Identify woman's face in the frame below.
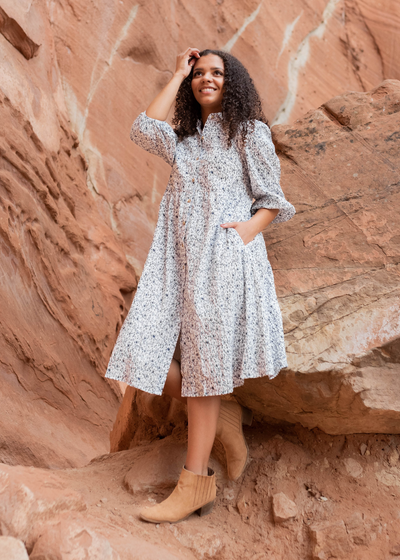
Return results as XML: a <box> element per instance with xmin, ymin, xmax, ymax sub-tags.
<box><xmin>191</xmin><ymin>54</ymin><xmax>225</xmax><ymax>110</ymax></box>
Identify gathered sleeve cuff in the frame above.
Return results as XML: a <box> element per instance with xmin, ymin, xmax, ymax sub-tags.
<box><xmin>129</xmin><ymin>111</ymin><xmax>178</xmax><ymax>167</ymax></box>
<box><xmin>244</xmin><ymin>120</ymin><xmax>296</xmax><ymax>224</ymax></box>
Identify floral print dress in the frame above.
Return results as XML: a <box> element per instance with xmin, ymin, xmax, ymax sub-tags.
<box><xmin>105</xmin><ymin>111</ymin><xmax>296</xmax><ymax>397</ymax></box>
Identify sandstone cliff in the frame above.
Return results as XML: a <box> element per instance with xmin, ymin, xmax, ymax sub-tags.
<box><xmin>1</xmin><ymin>0</ymin><xmax>400</xmax><ymax>467</ymax></box>
<box><xmin>1</xmin><ymin>1</ymin><xmax>400</xmax><ymax>558</ymax></box>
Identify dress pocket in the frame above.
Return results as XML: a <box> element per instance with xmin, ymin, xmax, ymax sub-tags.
<box><xmin>230</xmin><ymin>227</ymin><xmax>257</xmax><ymax>248</ymax></box>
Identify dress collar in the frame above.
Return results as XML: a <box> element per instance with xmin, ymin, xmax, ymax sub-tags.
<box><xmin>196</xmin><ymin>112</ymin><xmax>223</xmax><ymax>134</ymax></box>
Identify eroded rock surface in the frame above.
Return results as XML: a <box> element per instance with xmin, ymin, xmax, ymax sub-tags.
<box><xmin>1</xmin><ymin>0</ymin><xmax>399</xmax><ymax>468</ymax></box>
<box><xmin>0</xmin><ymin>92</ymin><xmax>135</xmax><ymax>467</ymax></box>
<box><xmin>234</xmin><ymin>79</ymin><xmax>400</xmax><ymax>434</ymax></box>
<box><xmin>2</xmin><ymin>0</ymin><xmax>400</xmax><ymax>276</ymax></box>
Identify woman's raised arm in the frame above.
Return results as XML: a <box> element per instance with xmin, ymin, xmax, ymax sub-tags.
<box><xmin>146</xmin><ymin>47</ymin><xmax>200</xmax><ymax>121</ymax></box>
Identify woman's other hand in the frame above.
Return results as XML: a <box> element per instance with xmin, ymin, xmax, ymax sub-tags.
<box><xmin>175</xmin><ymin>47</ymin><xmax>200</xmax><ymax>79</ymax></box>
<box><xmin>220</xmin><ymin>221</ymin><xmax>257</xmax><ymax>245</ymax></box>
<box><xmin>221</xmin><ymin>209</ymin><xmax>279</xmax><ymax>245</ymax></box>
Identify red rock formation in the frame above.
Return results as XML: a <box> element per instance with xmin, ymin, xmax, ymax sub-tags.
<box><xmin>43</xmin><ymin>0</ymin><xmax>400</xmax><ymax>272</ymax></box>
<box><xmin>0</xmin><ymin>7</ymin><xmax>39</xmax><ymax>59</ymax></box>
<box><xmin>1</xmin><ymin>0</ymin><xmax>399</xmax><ymax>466</ymax></box>
<box><xmin>236</xmin><ymin>79</ymin><xmax>400</xmax><ymax>434</ymax></box>
<box><xmin>0</xmin><ymin>90</ymin><xmax>136</xmax><ymax>468</ymax></box>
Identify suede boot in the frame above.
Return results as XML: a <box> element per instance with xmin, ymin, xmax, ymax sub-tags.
<box><xmin>215</xmin><ymin>400</ymin><xmax>253</xmax><ymax>481</ymax></box>
<box><xmin>140</xmin><ymin>466</ymin><xmax>216</xmax><ymax>524</ymax></box>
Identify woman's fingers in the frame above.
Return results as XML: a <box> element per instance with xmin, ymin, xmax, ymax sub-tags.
<box><xmin>176</xmin><ymin>48</ymin><xmax>200</xmax><ymax>77</ymax></box>
<box><xmin>220</xmin><ymin>222</ymin><xmax>238</xmax><ymax>228</ymax></box>
<box><xmin>185</xmin><ymin>47</ymin><xmax>200</xmax><ymax>55</ymax></box>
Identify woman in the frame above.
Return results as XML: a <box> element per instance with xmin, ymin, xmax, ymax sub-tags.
<box><xmin>105</xmin><ymin>47</ymin><xmax>295</xmax><ymax>523</ymax></box>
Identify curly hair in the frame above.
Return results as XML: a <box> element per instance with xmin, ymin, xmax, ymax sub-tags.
<box><xmin>171</xmin><ymin>49</ymin><xmax>269</xmax><ymax>147</ymax></box>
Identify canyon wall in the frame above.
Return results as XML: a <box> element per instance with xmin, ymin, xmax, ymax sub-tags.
<box><xmin>0</xmin><ymin>0</ymin><xmax>399</xmax><ymax>466</ymax></box>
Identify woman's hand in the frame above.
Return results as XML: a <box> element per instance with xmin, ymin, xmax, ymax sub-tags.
<box><xmin>175</xmin><ymin>47</ymin><xmax>200</xmax><ymax>79</ymax></box>
<box><xmin>220</xmin><ymin>220</ymin><xmax>258</xmax><ymax>245</ymax></box>
<box><xmin>220</xmin><ymin>209</ymin><xmax>280</xmax><ymax>245</ymax></box>
<box><xmin>146</xmin><ymin>48</ymin><xmax>200</xmax><ymax>121</ymax></box>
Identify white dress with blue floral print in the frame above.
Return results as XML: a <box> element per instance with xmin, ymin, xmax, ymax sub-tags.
<box><xmin>105</xmin><ymin>111</ymin><xmax>296</xmax><ymax>397</ymax></box>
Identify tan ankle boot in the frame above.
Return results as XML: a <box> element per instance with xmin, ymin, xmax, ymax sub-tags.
<box><xmin>139</xmin><ymin>466</ymin><xmax>216</xmax><ymax>524</ymax></box>
<box><xmin>215</xmin><ymin>400</ymin><xmax>253</xmax><ymax>481</ymax></box>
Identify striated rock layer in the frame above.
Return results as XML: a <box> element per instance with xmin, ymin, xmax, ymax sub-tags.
<box><xmin>0</xmin><ymin>94</ymin><xmax>136</xmax><ymax>467</ymax></box>
<box><xmin>1</xmin><ymin>0</ymin><xmax>400</xmax><ymax>465</ymax></box>
<box><xmin>235</xmin><ymin>79</ymin><xmax>400</xmax><ymax>434</ymax></box>
<box><xmin>3</xmin><ymin>0</ymin><xmax>400</xmax><ymax>276</ymax></box>
<box><xmin>113</xmin><ymin>80</ymin><xmax>400</xmax><ymax>449</ymax></box>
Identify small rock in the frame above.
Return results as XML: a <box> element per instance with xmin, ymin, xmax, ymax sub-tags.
<box><xmin>375</xmin><ymin>468</ymin><xmax>400</xmax><ymax>488</ymax></box>
<box><xmin>272</xmin><ymin>492</ymin><xmax>298</xmax><ymax>523</ymax></box>
<box><xmin>0</xmin><ymin>537</ymin><xmax>29</xmax><ymax>560</ymax></box>
<box><xmin>390</xmin><ymin>543</ymin><xmax>400</xmax><ymax>555</ymax></box>
<box><xmin>360</xmin><ymin>443</ymin><xmax>367</xmax><ymax>456</ymax></box>
<box><xmin>236</xmin><ymin>488</ymin><xmax>252</xmax><ymax>516</ymax></box>
<box><xmin>30</xmin><ymin>517</ymin><xmax>120</xmax><ymax>560</ymax></box>
<box><xmin>345</xmin><ymin>512</ymin><xmax>369</xmax><ymax>546</ymax></box>
<box><xmin>310</xmin><ymin>520</ymin><xmax>353</xmax><ymax>559</ymax></box>
<box><xmin>388</xmin><ymin>449</ymin><xmax>399</xmax><ymax>467</ymax></box>
<box><xmin>100</xmin><ymin>498</ymin><xmax>108</xmax><ymax>504</ymax></box>
<box><xmin>0</xmin><ymin>465</ymin><xmax>85</xmax><ymax>544</ymax></box>
<box><xmin>305</xmin><ymin>482</ymin><xmax>323</xmax><ymax>499</ymax></box>
<box><xmin>343</xmin><ymin>458</ymin><xmax>364</xmax><ymax>479</ymax></box>
<box><xmin>223</xmin><ymin>488</ymin><xmax>235</xmax><ymax>501</ymax></box>
<box><xmin>236</xmin><ymin>495</ymin><xmax>248</xmax><ymax>515</ymax></box>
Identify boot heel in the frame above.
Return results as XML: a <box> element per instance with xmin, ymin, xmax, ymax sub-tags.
<box><xmin>242</xmin><ymin>406</ymin><xmax>253</xmax><ymax>426</ymax></box>
<box><xmin>197</xmin><ymin>500</ymin><xmax>215</xmax><ymax>517</ymax></box>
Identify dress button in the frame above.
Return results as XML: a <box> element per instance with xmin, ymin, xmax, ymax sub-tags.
<box><xmin>201</xmin><ymin>136</ymin><xmax>204</xmax><ymax>140</ymax></box>
<box><xmin>187</xmin><ymin>199</ymin><xmax>191</xmax><ymax>203</ymax></box>
<box><xmin>192</xmin><ymin>178</ymin><xmax>195</xmax><ymax>183</ymax></box>
<box><xmin>183</xmin><ymin>221</ymin><xmax>186</xmax><ymax>225</ymax></box>
<box><xmin>181</xmin><ymin>242</ymin><xmax>184</xmax><ymax>247</ymax></box>
<box><xmin>196</xmin><ymin>157</ymin><xmax>199</xmax><ymax>161</ymax></box>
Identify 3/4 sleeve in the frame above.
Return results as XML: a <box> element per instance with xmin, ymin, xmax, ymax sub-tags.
<box><xmin>129</xmin><ymin>111</ymin><xmax>178</xmax><ymax>167</ymax></box>
<box><xmin>243</xmin><ymin>120</ymin><xmax>296</xmax><ymax>224</ymax></box>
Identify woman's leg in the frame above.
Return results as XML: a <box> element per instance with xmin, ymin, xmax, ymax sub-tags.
<box><xmin>163</xmin><ymin>333</ymin><xmax>220</xmax><ymax>475</ymax></box>
<box><xmin>164</xmin><ymin>360</ymin><xmax>220</xmax><ymax>475</ymax></box>
<box><xmin>163</xmin><ymin>358</ymin><xmax>187</xmax><ymax>404</ymax></box>
<box><xmin>186</xmin><ymin>396</ymin><xmax>221</xmax><ymax>475</ymax></box>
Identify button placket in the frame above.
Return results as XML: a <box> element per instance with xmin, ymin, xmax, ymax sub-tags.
<box><xmin>181</xmin><ymin>133</ymin><xmax>204</xmax><ymax>248</ymax></box>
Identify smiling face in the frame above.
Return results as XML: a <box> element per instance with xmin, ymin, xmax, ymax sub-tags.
<box><xmin>191</xmin><ymin>54</ymin><xmax>225</xmax><ymax>112</ymax></box>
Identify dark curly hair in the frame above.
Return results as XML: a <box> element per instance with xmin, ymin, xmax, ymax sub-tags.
<box><xmin>171</xmin><ymin>49</ymin><xmax>268</xmax><ymax>147</ymax></box>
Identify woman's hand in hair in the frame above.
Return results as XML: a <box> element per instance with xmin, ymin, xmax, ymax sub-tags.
<box><xmin>175</xmin><ymin>47</ymin><xmax>200</xmax><ymax>79</ymax></box>
<box><xmin>145</xmin><ymin>48</ymin><xmax>199</xmax><ymax>121</ymax></box>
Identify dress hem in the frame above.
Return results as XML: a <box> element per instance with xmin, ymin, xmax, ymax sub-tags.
<box><xmin>105</xmin><ymin>362</ymin><xmax>288</xmax><ymax>398</ymax></box>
